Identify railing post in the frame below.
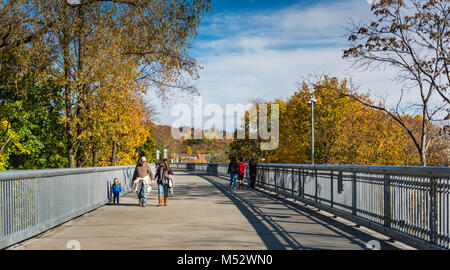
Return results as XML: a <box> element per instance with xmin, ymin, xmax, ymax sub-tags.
<box><xmin>352</xmin><ymin>172</ymin><xmax>357</xmax><ymax>216</ymax></box>
<box><xmin>315</xmin><ymin>169</ymin><xmax>318</xmax><ymax>202</ymax></box>
<box><xmin>338</xmin><ymin>171</ymin><xmax>343</xmax><ymax>193</ymax></box>
<box><xmin>265</xmin><ymin>166</ymin><xmax>268</xmax><ymax>189</ymax></box>
<box><xmin>291</xmin><ymin>167</ymin><xmax>294</xmax><ymax>196</ymax></box>
<box><xmin>384</xmin><ymin>174</ymin><xmax>392</xmax><ymax>227</ymax></box>
<box><xmin>274</xmin><ymin>167</ymin><xmax>278</xmax><ymax>192</ymax></box>
<box><xmin>330</xmin><ymin>171</ymin><xmax>334</xmax><ymax>208</ymax></box>
<box><xmin>429</xmin><ymin>178</ymin><xmax>438</xmax><ymax>245</ymax></box>
<box><xmin>298</xmin><ymin>169</ymin><xmax>301</xmax><ymax>197</ymax></box>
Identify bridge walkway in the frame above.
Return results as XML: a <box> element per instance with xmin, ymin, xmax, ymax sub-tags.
<box><xmin>9</xmin><ymin>172</ymin><xmax>412</xmax><ymax>250</ymax></box>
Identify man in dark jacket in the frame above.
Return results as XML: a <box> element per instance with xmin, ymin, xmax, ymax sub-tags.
<box><xmin>227</xmin><ymin>157</ymin><xmax>239</xmax><ymax>189</ymax></box>
<box><xmin>249</xmin><ymin>157</ymin><xmax>258</xmax><ymax>188</ymax></box>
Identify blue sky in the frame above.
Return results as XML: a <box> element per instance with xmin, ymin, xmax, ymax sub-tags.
<box><xmin>150</xmin><ymin>0</ymin><xmax>408</xmax><ymax>129</ymax></box>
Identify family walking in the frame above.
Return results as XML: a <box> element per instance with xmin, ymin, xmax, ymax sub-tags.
<box><xmin>130</xmin><ymin>156</ymin><xmax>174</xmax><ymax>207</ymax></box>
<box><xmin>227</xmin><ymin>157</ymin><xmax>258</xmax><ymax>190</ymax></box>
<box><xmin>113</xmin><ymin>155</ymin><xmax>254</xmax><ymax>205</ymax></box>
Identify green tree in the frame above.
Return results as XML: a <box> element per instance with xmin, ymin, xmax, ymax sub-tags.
<box><xmin>0</xmin><ymin>51</ymin><xmax>67</xmax><ymax>170</ymax></box>
<box><xmin>136</xmin><ymin>136</ymin><xmax>157</xmax><ymax>163</ymax></box>
<box><xmin>0</xmin><ymin>0</ymin><xmax>212</xmax><ymax>168</ymax></box>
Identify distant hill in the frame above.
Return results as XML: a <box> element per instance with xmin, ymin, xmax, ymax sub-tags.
<box><xmin>150</xmin><ymin>125</ymin><xmax>232</xmax><ymax>161</ymax></box>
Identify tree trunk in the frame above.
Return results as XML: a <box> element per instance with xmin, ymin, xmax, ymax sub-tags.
<box><xmin>92</xmin><ymin>148</ymin><xmax>97</xmax><ymax>167</ymax></box>
<box><xmin>67</xmin><ymin>122</ymin><xmax>75</xmax><ymax>168</ymax></box>
<box><xmin>63</xmin><ymin>27</ymin><xmax>75</xmax><ymax>168</ymax></box>
<box><xmin>91</xmin><ymin>136</ymin><xmax>97</xmax><ymax>167</ymax></box>
<box><xmin>76</xmin><ymin>143</ymin><xmax>85</xmax><ymax>167</ymax></box>
<box><xmin>110</xmin><ymin>140</ymin><xmax>118</xmax><ymax>166</ymax></box>
<box><xmin>75</xmin><ymin>107</ymin><xmax>85</xmax><ymax>167</ymax></box>
<box><xmin>60</xmin><ymin>4</ymin><xmax>76</xmax><ymax>168</ymax></box>
<box><xmin>420</xmin><ymin>135</ymin><xmax>427</xmax><ymax>167</ymax></box>
<box><xmin>75</xmin><ymin>6</ymin><xmax>87</xmax><ymax>169</ymax></box>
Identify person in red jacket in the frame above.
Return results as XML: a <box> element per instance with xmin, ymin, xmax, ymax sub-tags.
<box><xmin>238</xmin><ymin>157</ymin><xmax>246</xmax><ymax>189</ymax></box>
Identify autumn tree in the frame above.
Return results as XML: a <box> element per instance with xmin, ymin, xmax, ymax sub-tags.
<box><xmin>227</xmin><ymin>99</ymin><xmax>282</xmax><ymax>163</ymax></box>
<box><xmin>341</xmin><ymin>0</ymin><xmax>449</xmax><ymax>166</ymax></box>
<box><xmin>0</xmin><ymin>0</ymin><xmax>211</xmax><ymax>168</ymax></box>
<box><xmin>232</xmin><ymin>76</ymin><xmax>448</xmax><ymax>166</ymax></box>
<box><xmin>265</xmin><ymin>78</ymin><xmax>353</xmax><ymax>164</ymax></box>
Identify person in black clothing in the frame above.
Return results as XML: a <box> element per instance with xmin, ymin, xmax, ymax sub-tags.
<box><xmin>249</xmin><ymin>157</ymin><xmax>257</xmax><ymax>188</ymax></box>
<box><xmin>227</xmin><ymin>157</ymin><xmax>240</xmax><ymax>189</ymax></box>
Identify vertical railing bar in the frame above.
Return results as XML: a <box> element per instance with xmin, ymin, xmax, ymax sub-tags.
<box><xmin>291</xmin><ymin>167</ymin><xmax>294</xmax><ymax>196</ymax></box>
<box><xmin>14</xmin><ymin>180</ymin><xmax>17</xmax><ymax>233</ymax></box>
<box><xmin>0</xmin><ymin>181</ymin><xmax>2</xmax><ymax>238</ymax></box>
<box><xmin>6</xmin><ymin>180</ymin><xmax>8</xmax><ymax>236</ymax></box>
<box><xmin>315</xmin><ymin>169</ymin><xmax>318</xmax><ymax>202</ymax></box>
<box><xmin>9</xmin><ymin>180</ymin><xmax>12</xmax><ymax>234</ymax></box>
<box><xmin>384</xmin><ymin>174</ymin><xmax>391</xmax><ymax>227</ymax></box>
<box><xmin>430</xmin><ymin>177</ymin><xmax>438</xmax><ymax>245</ymax></box>
<box><xmin>352</xmin><ymin>172</ymin><xmax>357</xmax><ymax>216</ymax></box>
<box><xmin>274</xmin><ymin>167</ymin><xmax>278</xmax><ymax>193</ymax></box>
<box><xmin>20</xmin><ymin>180</ymin><xmax>23</xmax><ymax>232</ymax></box>
<box><xmin>297</xmin><ymin>169</ymin><xmax>301</xmax><ymax>197</ymax></box>
<box><xmin>330</xmin><ymin>171</ymin><xmax>334</xmax><ymax>208</ymax></box>
<box><xmin>446</xmin><ymin>179</ymin><xmax>449</xmax><ymax>247</ymax></box>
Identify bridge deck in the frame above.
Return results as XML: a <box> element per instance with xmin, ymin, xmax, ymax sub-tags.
<box><xmin>9</xmin><ymin>172</ymin><xmax>412</xmax><ymax>250</ymax></box>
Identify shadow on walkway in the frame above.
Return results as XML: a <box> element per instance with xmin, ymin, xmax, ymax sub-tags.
<box><xmin>196</xmin><ymin>173</ymin><xmax>399</xmax><ymax>250</ymax></box>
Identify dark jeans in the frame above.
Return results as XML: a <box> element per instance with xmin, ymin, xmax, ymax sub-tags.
<box><xmin>113</xmin><ymin>192</ymin><xmax>120</xmax><ymax>204</ymax></box>
<box><xmin>250</xmin><ymin>175</ymin><xmax>256</xmax><ymax>188</ymax></box>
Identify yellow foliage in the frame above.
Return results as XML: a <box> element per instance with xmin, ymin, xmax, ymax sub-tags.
<box><xmin>264</xmin><ymin>76</ymin><xmax>445</xmax><ymax>166</ymax></box>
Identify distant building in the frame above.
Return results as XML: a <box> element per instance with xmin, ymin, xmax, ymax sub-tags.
<box><xmin>171</xmin><ymin>153</ymin><xmax>209</xmax><ymax>163</ymax></box>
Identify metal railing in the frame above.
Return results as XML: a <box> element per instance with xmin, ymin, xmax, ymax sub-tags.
<box><xmin>172</xmin><ymin>163</ymin><xmax>450</xmax><ymax>249</ymax></box>
<box><xmin>0</xmin><ymin>166</ymin><xmax>135</xmax><ymax>249</ymax></box>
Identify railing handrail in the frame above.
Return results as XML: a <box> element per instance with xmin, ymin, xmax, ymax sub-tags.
<box><xmin>259</xmin><ymin>163</ymin><xmax>450</xmax><ymax>177</ymax></box>
<box><xmin>0</xmin><ymin>165</ymin><xmax>136</xmax><ymax>181</ymax></box>
<box><xmin>177</xmin><ymin>162</ymin><xmax>450</xmax><ymax>177</ymax></box>
<box><xmin>2</xmin><ymin>163</ymin><xmax>448</xmax><ymax>180</ymax></box>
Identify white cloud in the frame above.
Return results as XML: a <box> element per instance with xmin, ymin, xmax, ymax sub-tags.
<box><xmin>151</xmin><ymin>0</ymin><xmax>442</xmax><ymax>129</ymax></box>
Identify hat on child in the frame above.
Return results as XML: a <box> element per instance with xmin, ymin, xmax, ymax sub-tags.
<box><xmin>141</xmin><ymin>156</ymin><xmax>147</xmax><ymax>162</ymax></box>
